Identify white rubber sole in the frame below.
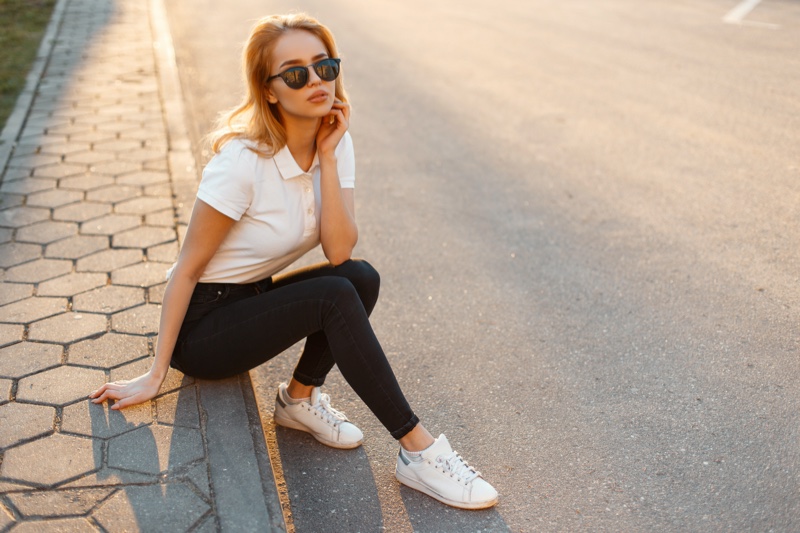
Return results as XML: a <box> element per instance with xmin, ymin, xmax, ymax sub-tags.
<box><xmin>273</xmin><ymin>413</ymin><xmax>363</xmax><ymax>450</ymax></box>
<box><xmin>395</xmin><ymin>469</ymin><xmax>499</xmax><ymax>510</ymax></box>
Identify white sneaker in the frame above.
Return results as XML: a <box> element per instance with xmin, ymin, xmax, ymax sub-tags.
<box><xmin>273</xmin><ymin>382</ymin><xmax>364</xmax><ymax>449</ymax></box>
<box><xmin>396</xmin><ymin>434</ymin><xmax>498</xmax><ymax>509</ymax></box>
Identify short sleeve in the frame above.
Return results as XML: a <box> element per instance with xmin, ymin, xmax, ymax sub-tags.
<box><xmin>196</xmin><ymin>141</ymin><xmax>254</xmax><ymax>220</ymax></box>
<box><xmin>335</xmin><ymin>131</ymin><xmax>355</xmax><ymax>189</ymax></box>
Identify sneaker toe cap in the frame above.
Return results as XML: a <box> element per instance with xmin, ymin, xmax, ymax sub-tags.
<box><xmin>339</xmin><ymin>421</ymin><xmax>364</xmax><ymax>443</ymax></box>
<box><xmin>470</xmin><ymin>478</ymin><xmax>498</xmax><ymax>504</ymax></box>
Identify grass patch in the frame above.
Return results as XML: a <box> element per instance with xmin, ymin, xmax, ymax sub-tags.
<box><xmin>0</xmin><ymin>0</ymin><xmax>57</xmax><ymax>129</ymax></box>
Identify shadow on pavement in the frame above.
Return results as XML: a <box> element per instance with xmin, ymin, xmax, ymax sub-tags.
<box><xmin>275</xmin><ymin>425</ymin><xmax>383</xmax><ymax>532</ymax></box>
<box><xmin>399</xmin><ymin>485</ymin><xmax>510</xmax><ymax>533</ymax></box>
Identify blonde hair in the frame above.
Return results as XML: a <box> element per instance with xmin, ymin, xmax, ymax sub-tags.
<box><xmin>208</xmin><ymin>13</ymin><xmax>348</xmax><ymax>156</ymax></box>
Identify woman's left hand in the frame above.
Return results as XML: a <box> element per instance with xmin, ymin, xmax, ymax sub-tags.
<box><xmin>316</xmin><ymin>99</ymin><xmax>350</xmax><ymax>157</ymax></box>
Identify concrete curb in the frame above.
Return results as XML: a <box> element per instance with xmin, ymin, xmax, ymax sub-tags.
<box><xmin>148</xmin><ymin>0</ymin><xmax>287</xmax><ymax>530</ymax></box>
<box><xmin>0</xmin><ymin>0</ymin><xmax>69</xmax><ymax>176</ymax></box>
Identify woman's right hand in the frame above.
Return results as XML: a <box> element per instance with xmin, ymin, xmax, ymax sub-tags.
<box><xmin>88</xmin><ymin>371</ymin><xmax>163</xmax><ymax>410</ymax></box>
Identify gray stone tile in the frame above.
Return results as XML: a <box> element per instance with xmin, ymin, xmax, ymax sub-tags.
<box><xmin>8</xmin><ymin>153</ymin><xmax>61</xmax><ymax>168</ymax></box>
<box><xmin>0</xmin><ymin>178</ymin><xmax>57</xmax><ymax>195</ymax></box>
<box><xmin>0</xmin><ymin>283</ymin><xmax>34</xmax><ymax>306</ymax></box>
<box><xmin>16</xmin><ymin>221</ymin><xmax>78</xmax><ymax>244</ymax></box>
<box><xmin>0</xmin><ymin>297</ymin><xmax>66</xmax><ymax>324</ymax></box>
<box><xmin>92</xmin><ymin>483</ymin><xmax>209</xmax><ymax>532</ymax></box>
<box><xmin>45</xmin><ymin>235</ymin><xmax>108</xmax><ymax>260</ymax></box>
<box><xmin>85</xmin><ymin>185</ymin><xmax>141</xmax><ymax>204</ymax></box>
<box><xmin>0</xmin><ymin>206</ymin><xmax>50</xmax><ymax>228</ymax></box>
<box><xmin>0</xmin><ymin>377</ymin><xmax>10</xmax><ymax>403</ymax></box>
<box><xmin>155</xmin><ymin>387</ymin><xmax>200</xmax><ymax>429</ymax></box>
<box><xmin>16</xmin><ymin>365</ymin><xmax>106</xmax><ymax>405</ymax></box>
<box><xmin>37</xmin><ymin>272</ymin><xmax>107</xmax><ymax>297</ymax></box>
<box><xmin>107</xmin><ymin>425</ymin><xmax>204</xmax><ymax>475</ymax></box>
<box><xmin>0</xmin><ymin>324</ymin><xmax>24</xmax><ymax>348</ymax></box>
<box><xmin>62</xmin><ymin>398</ymin><xmax>152</xmax><ymax>438</ymax></box>
<box><xmin>6</xmin><ymin>487</ymin><xmax>115</xmax><ymax>518</ymax></box>
<box><xmin>68</xmin><ymin>131</ymin><xmax>115</xmax><ymax>144</ymax></box>
<box><xmin>0</xmin><ymin>433</ymin><xmax>100</xmax><ymax>486</ymax></box>
<box><xmin>53</xmin><ymin>202</ymin><xmax>111</xmax><ymax>223</ymax></box>
<box><xmin>4</xmin><ymin>259</ymin><xmax>73</xmax><ymax>283</ymax></box>
<box><xmin>68</xmin><ymin>333</ymin><xmax>148</xmax><ymax>368</ymax></box>
<box><xmin>0</xmin><ymin>342</ymin><xmax>62</xmax><ymax>379</ymax></box>
<box><xmin>183</xmin><ymin>462</ymin><xmax>211</xmax><ymax>500</ymax></box>
<box><xmin>64</xmin><ymin>151</ymin><xmax>115</xmax><ymax>165</ymax></box>
<box><xmin>111</xmin><ymin>304</ymin><xmax>160</xmax><ymax>335</ymax></box>
<box><xmin>0</xmin><ymin>512</ymin><xmax>13</xmax><ymax>531</ymax></box>
<box><xmin>88</xmin><ymin>160</ymin><xmax>140</xmax><ymax>176</ymax></box>
<box><xmin>142</xmin><ymin>158</ymin><xmax>169</xmax><ymax>172</ymax></box>
<box><xmin>117</xmin><ymin>171</ymin><xmax>168</xmax><ymax>186</ymax></box>
<box><xmin>0</xmin><ymin>243</ymin><xmax>42</xmax><ymax>268</ymax></box>
<box><xmin>117</xmin><ymin>149</ymin><xmax>164</xmax><ymax>164</ymax></box>
<box><xmin>0</xmin><ymin>402</ymin><xmax>55</xmax><ymax>448</ymax></box>
<box><xmin>0</xmin><ymin>227</ymin><xmax>12</xmax><ymax>243</ymax></box>
<box><xmin>146</xmin><ymin>241</ymin><xmax>177</xmax><ymax>263</ymax></box>
<box><xmin>39</xmin><ymin>142</ymin><xmax>92</xmax><ymax>156</ymax></box>
<box><xmin>114</xmin><ymin>197</ymin><xmax>172</xmax><ymax>215</ymax></box>
<box><xmin>143</xmin><ymin>183</ymin><xmax>171</xmax><ymax>197</ymax></box>
<box><xmin>73</xmin><ymin>285</ymin><xmax>143</xmax><ymax>314</ymax></box>
<box><xmin>25</xmin><ymin>188</ymin><xmax>84</xmax><ymax>208</ymax></box>
<box><xmin>143</xmin><ymin>210</ymin><xmax>174</xmax><ymax>228</ymax></box>
<box><xmin>111</xmin><ymin>262</ymin><xmax>171</xmax><ymax>288</ymax></box>
<box><xmin>0</xmin><ymin>193</ymin><xmax>25</xmax><ymax>210</ymax></box>
<box><xmin>61</xmin><ymin>468</ymin><xmax>155</xmax><ymax>489</ymax></box>
<box><xmin>28</xmin><ymin>312</ymin><xmax>107</xmax><ymax>343</ymax></box>
<box><xmin>32</xmin><ymin>163</ymin><xmax>87</xmax><ymax>179</ymax></box>
<box><xmin>79</xmin><ymin>214</ymin><xmax>141</xmax><ymax>236</ymax></box>
<box><xmin>93</xmin><ymin>139</ymin><xmax>141</xmax><ymax>152</ymax></box>
<box><xmin>9</xmin><ymin>517</ymin><xmax>98</xmax><ymax>532</ymax></box>
<box><xmin>58</xmin><ymin>175</ymin><xmax>115</xmax><ymax>191</ymax></box>
<box><xmin>76</xmin><ymin>249</ymin><xmax>141</xmax><ymax>272</ymax></box>
<box><xmin>147</xmin><ymin>282</ymin><xmax>167</xmax><ymax>305</ymax></box>
<box><xmin>112</xmin><ymin>227</ymin><xmax>175</xmax><ymax>249</ymax></box>
<box><xmin>2</xmin><ymin>167</ymin><xmax>32</xmax><ymax>180</ymax></box>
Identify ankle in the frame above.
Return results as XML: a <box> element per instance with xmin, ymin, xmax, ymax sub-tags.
<box><xmin>286</xmin><ymin>379</ymin><xmax>313</xmax><ymax>400</ymax></box>
<box><xmin>399</xmin><ymin>424</ymin><xmax>435</xmax><ymax>452</ymax></box>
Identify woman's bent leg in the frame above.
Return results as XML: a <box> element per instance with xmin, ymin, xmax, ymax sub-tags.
<box><xmin>175</xmin><ymin>276</ymin><xmax>417</xmax><ymax>439</ymax></box>
<box><xmin>270</xmin><ymin>259</ymin><xmax>380</xmax><ymax>386</ymax></box>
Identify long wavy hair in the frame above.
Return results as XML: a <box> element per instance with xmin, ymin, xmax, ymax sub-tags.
<box><xmin>208</xmin><ymin>13</ymin><xmax>349</xmax><ymax>156</ymax></box>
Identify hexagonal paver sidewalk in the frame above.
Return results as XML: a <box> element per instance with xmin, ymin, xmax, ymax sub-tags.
<box><xmin>0</xmin><ymin>0</ymin><xmax>283</xmax><ymax>530</ymax></box>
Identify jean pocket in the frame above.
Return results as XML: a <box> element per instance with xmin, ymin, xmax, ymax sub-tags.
<box><xmin>190</xmin><ymin>290</ymin><xmax>224</xmax><ymax>306</ymax></box>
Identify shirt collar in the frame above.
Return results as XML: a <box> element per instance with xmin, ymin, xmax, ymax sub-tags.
<box><xmin>273</xmin><ymin>144</ymin><xmax>319</xmax><ymax>180</ymax></box>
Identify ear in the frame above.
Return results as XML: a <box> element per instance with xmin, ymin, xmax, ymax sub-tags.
<box><xmin>265</xmin><ymin>87</ymin><xmax>279</xmax><ymax>105</ymax></box>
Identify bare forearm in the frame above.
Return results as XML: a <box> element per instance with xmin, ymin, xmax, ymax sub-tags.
<box><xmin>150</xmin><ymin>272</ymin><xmax>197</xmax><ymax>382</ymax></box>
<box><xmin>318</xmin><ymin>155</ymin><xmax>357</xmax><ymax>264</ymax></box>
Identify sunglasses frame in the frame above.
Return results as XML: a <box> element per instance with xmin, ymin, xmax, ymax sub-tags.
<box><xmin>267</xmin><ymin>58</ymin><xmax>341</xmax><ymax>90</ymax></box>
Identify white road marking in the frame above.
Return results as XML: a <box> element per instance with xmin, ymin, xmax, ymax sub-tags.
<box><xmin>722</xmin><ymin>0</ymin><xmax>779</xmax><ymax>28</ymax></box>
<box><xmin>723</xmin><ymin>0</ymin><xmax>763</xmax><ymax>23</ymax></box>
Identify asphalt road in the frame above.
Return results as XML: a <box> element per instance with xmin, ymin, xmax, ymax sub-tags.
<box><xmin>164</xmin><ymin>1</ymin><xmax>800</xmax><ymax>531</ymax></box>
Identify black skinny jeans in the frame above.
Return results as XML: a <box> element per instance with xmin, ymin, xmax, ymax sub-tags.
<box><xmin>170</xmin><ymin>259</ymin><xmax>419</xmax><ymax>440</ymax></box>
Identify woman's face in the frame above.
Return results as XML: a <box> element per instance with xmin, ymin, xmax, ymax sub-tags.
<box><xmin>266</xmin><ymin>30</ymin><xmax>335</xmax><ymax>122</ymax></box>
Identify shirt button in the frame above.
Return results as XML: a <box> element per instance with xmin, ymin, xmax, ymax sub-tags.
<box><xmin>307</xmin><ymin>208</ymin><xmax>313</xmax><ymax>215</ymax></box>
<box><xmin>305</xmin><ymin>187</ymin><xmax>311</xmax><ymax>193</ymax></box>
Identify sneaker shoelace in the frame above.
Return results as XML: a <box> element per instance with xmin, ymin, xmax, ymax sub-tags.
<box><xmin>312</xmin><ymin>393</ymin><xmax>348</xmax><ymax>426</ymax></box>
<box><xmin>436</xmin><ymin>451</ymin><xmax>481</xmax><ymax>485</ymax></box>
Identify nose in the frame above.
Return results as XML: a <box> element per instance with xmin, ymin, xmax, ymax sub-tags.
<box><xmin>306</xmin><ymin>65</ymin><xmax>322</xmax><ymax>86</ymax></box>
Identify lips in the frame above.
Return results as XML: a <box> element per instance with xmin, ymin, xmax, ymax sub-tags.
<box><xmin>307</xmin><ymin>90</ymin><xmax>329</xmax><ymax>103</ymax></box>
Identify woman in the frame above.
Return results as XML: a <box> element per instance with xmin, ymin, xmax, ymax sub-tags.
<box><xmin>89</xmin><ymin>13</ymin><xmax>497</xmax><ymax>510</ymax></box>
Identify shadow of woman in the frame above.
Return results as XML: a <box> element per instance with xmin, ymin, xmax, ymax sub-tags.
<box><xmin>86</xmin><ymin>377</ymin><xmax>211</xmax><ymax>531</ymax></box>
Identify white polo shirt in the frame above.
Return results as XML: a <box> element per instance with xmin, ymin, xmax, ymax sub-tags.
<box><xmin>179</xmin><ymin>132</ymin><xmax>355</xmax><ymax>284</ymax></box>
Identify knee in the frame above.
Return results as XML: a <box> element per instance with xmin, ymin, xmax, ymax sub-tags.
<box><xmin>338</xmin><ymin>259</ymin><xmax>380</xmax><ymax>296</ymax></box>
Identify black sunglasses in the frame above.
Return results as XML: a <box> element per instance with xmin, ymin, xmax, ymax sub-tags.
<box><xmin>267</xmin><ymin>58</ymin><xmax>341</xmax><ymax>90</ymax></box>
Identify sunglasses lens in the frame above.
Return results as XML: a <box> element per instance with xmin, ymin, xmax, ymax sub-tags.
<box><xmin>314</xmin><ymin>59</ymin><xmax>340</xmax><ymax>81</ymax></box>
<box><xmin>281</xmin><ymin>67</ymin><xmax>308</xmax><ymax>89</ymax></box>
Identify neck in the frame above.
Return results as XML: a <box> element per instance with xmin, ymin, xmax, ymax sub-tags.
<box><xmin>282</xmin><ymin>112</ymin><xmax>321</xmax><ymax>173</ymax></box>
